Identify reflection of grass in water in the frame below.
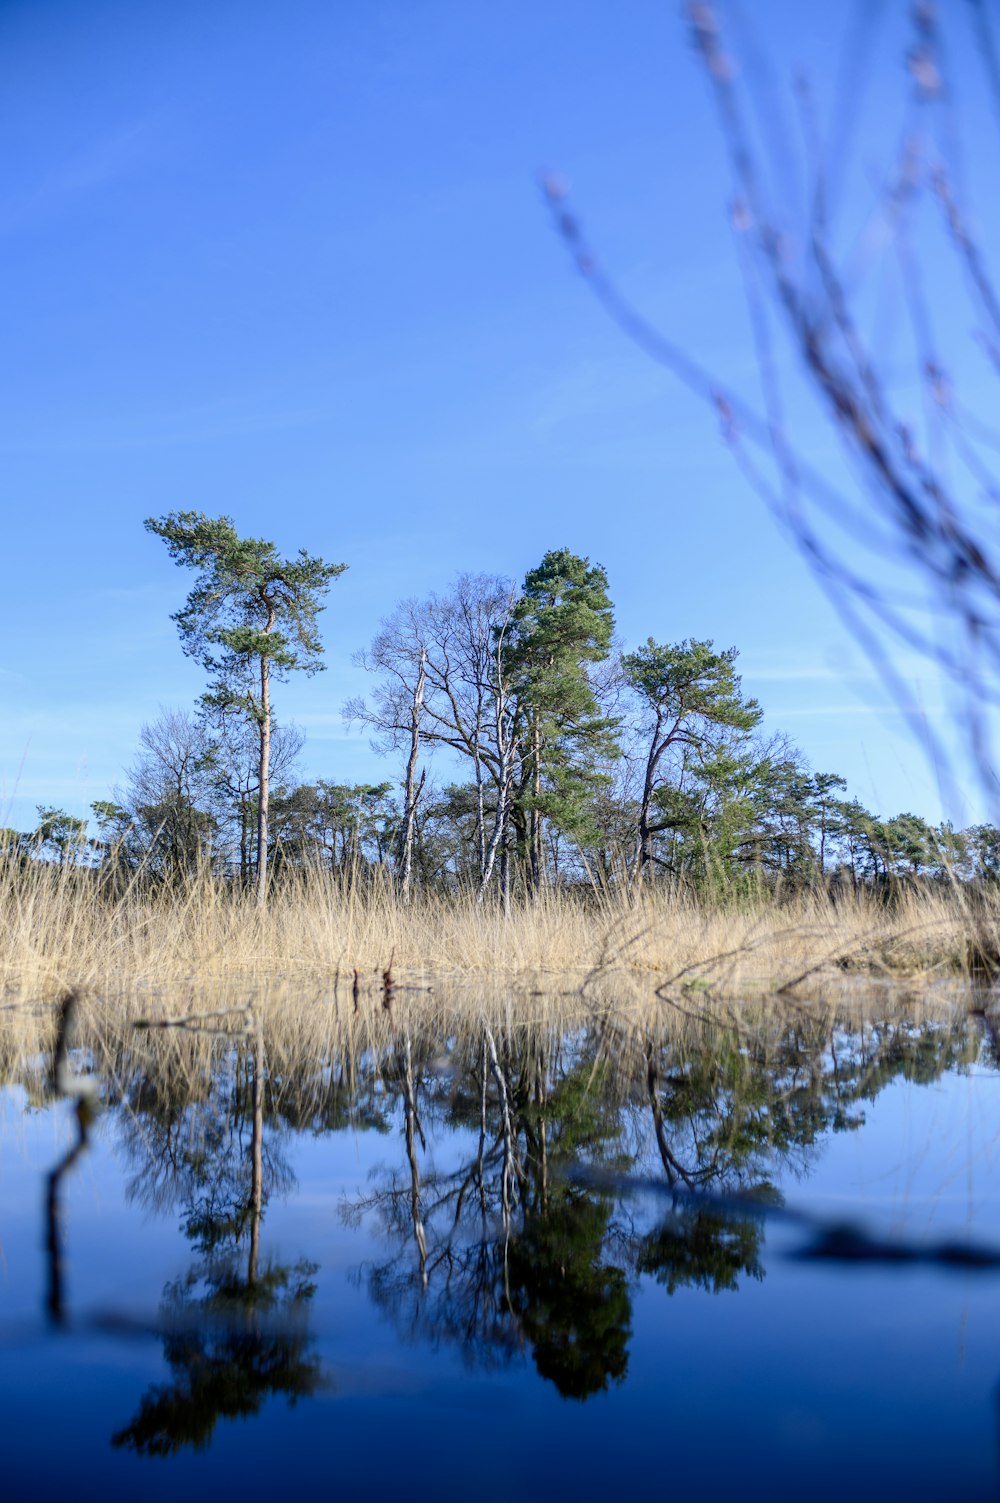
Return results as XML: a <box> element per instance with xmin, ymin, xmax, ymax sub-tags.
<box><xmin>0</xmin><ymin>855</ymin><xmax>994</xmax><ymax>1007</ymax></box>
<box><xmin>2</xmin><ymin>979</ymin><xmax>982</xmax><ymax>1156</ymax></box>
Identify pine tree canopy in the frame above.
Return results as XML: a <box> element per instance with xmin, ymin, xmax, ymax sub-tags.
<box><xmin>144</xmin><ymin>511</ymin><xmax>346</xmax><ymax>691</ymax></box>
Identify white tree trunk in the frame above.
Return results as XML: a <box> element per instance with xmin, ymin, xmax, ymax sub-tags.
<box><xmin>398</xmin><ymin>648</ymin><xmax>426</xmax><ymax>901</ymax></box>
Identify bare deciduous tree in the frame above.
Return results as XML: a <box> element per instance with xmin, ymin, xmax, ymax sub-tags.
<box><xmin>347</xmin><ymin>574</ymin><xmax>520</xmax><ymax>902</ymax></box>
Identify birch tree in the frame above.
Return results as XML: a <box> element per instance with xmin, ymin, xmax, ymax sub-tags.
<box><xmin>397</xmin><ymin>646</ymin><xmax>426</xmax><ymax>900</ymax></box>
<box><xmin>348</xmin><ymin>574</ymin><xmax>518</xmax><ymax>901</ymax></box>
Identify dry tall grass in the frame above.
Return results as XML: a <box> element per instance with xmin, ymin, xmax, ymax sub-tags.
<box><xmin>0</xmin><ymin>854</ymin><xmax>994</xmax><ymax>1009</ymax></box>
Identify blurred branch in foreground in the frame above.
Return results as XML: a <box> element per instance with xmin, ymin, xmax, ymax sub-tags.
<box><xmin>546</xmin><ymin>0</ymin><xmax>1000</xmax><ymax>810</ymax></box>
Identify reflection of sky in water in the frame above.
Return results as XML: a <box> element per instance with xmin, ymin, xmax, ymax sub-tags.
<box><xmin>3</xmin><ymin>1021</ymin><xmax>1000</xmax><ymax>1500</ymax></box>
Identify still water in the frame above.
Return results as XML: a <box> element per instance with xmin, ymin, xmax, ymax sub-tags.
<box><xmin>3</xmin><ymin>989</ymin><xmax>1000</xmax><ymax>1500</ymax></box>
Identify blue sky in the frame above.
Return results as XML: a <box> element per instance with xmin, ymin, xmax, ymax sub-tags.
<box><xmin>2</xmin><ymin>0</ymin><xmax>993</xmax><ymax>833</ymax></box>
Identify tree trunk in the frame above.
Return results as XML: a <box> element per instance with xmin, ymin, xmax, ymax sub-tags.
<box><xmin>256</xmin><ymin>654</ymin><xmax>271</xmax><ymax>907</ymax></box>
<box><xmin>635</xmin><ymin>766</ymin><xmax>657</xmax><ymax>888</ymax></box>
<box><xmin>529</xmin><ymin>719</ymin><xmax>543</xmax><ymax>897</ymax></box>
<box><xmin>635</xmin><ymin>716</ymin><xmax>664</xmax><ymax>891</ymax></box>
<box><xmin>240</xmin><ymin>797</ymin><xmax>250</xmax><ymax>887</ymax></box>
<box><xmin>248</xmin><ymin>1025</ymin><xmax>264</xmax><ymax>1285</ymax></box>
<box><xmin>473</xmin><ymin>735</ymin><xmax>486</xmax><ymax>884</ymax></box>
<box><xmin>478</xmin><ymin>734</ymin><xmax>512</xmax><ymax>904</ymax></box>
<box><xmin>479</xmin><ymin>772</ymin><xmax>510</xmax><ymax>902</ymax></box>
<box><xmin>471</xmin><ymin>665</ymin><xmax>488</xmax><ymax>884</ymax></box>
<box><xmin>499</xmin><ymin>839</ymin><xmax>511</xmax><ymax>915</ymax></box>
<box><xmin>478</xmin><ymin>634</ymin><xmax>514</xmax><ymax>907</ymax></box>
<box><xmin>398</xmin><ymin>648</ymin><xmax>426</xmax><ymax>902</ymax></box>
<box><xmin>401</xmin><ymin>1032</ymin><xmax>428</xmax><ymax>1288</ymax></box>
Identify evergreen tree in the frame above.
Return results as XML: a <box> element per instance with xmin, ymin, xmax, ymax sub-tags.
<box><xmin>145</xmin><ymin>513</ymin><xmax>345</xmax><ymax>904</ymax></box>
<box><xmin>32</xmin><ymin>806</ymin><xmax>88</xmax><ymax>865</ymax></box>
<box><xmin>506</xmin><ymin>549</ymin><xmax>617</xmax><ymax>892</ymax></box>
<box><xmin>622</xmin><ymin>638</ymin><xmax>761</xmax><ymax>884</ymax></box>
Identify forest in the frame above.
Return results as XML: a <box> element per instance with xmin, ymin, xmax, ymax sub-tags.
<box><xmin>5</xmin><ymin>520</ymin><xmax>995</xmax><ymax>907</ymax></box>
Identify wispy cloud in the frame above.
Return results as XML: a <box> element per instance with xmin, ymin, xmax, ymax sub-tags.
<box><xmin>0</xmin><ymin>116</ymin><xmax>160</xmax><ymax>234</ymax></box>
<box><xmin>0</xmin><ymin>391</ymin><xmax>339</xmax><ymax>456</ymax></box>
<box><xmin>529</xmin><ymin>357</ymin><xmax>662</xmax><ymax>435</ymax></box>
<box><xmin>744</xmin><ymin>652</ymin><xmax>935</xmax><ymax>686</ymax></box>
<box><xmin>772</xmin><ymin>703</ymin><xmax>947</xmax><ymax>720</ymax></box>
<box><xmin>293</xmin><ymin>714</ymin><xmax>355</xmax><ymax>740</ymax></box>
<box><xmin>746</xmin><ymin>664</ymin><xmax>846</xmax><ymax>684</ymax></box>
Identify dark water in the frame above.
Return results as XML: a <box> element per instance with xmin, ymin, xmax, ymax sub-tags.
<box><xmin>4</xmin><ymin>992</ymin><xmax>1000</xmax><ymax>1500</ymax></box>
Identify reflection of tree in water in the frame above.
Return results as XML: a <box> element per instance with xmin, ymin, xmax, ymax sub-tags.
<box><xmin>42</xmin><ymin>992</ymin><xmax>102</xmax><ymax>1327</ymax></box>
<box><xmin>111</xmin><ymin>1257</ymin><xmax>320</xmax><ymax>1457</ymax></box>
<box><xmin>350</xmin><ymin>1029</ymin><xmax>636</xmax><ymax>1400</ymax></box>
<box><xmin>82</xmin><ymin>994</ymin><xmax>982</xmax><ymax>1427</ymax></box>
<box><xmin>508</xmin><ymin>1188</ymin><xmax>630</xmax><ymax>1400</ymax></box>
<box><xmin>637</xmin><ymin>1205</ymin><xmax>766</xmax><ymax>1295</ymax></box>
<box><xmin>350</xmin><ymin>1004</ymin><xmax>975</xmax><ymax>1400</ymax></box>
<box><xmin>635</xmin><ymin>1004</ymin><xmax>980</xmax><ymax>1190</ymax></box>
<box><xmin>506</xmin><ymin>1054</ymin><xmax>633</xmax><ymax>1399</ymax></box>
<box><xmin>115</xmin><ymin>1041</ymin><xmax>295</xmax><ymax>1246</ymax></box>
<box><xmin>111</xmin><ymin>1030</ymin><xmax>322</xmax><ymax>1457</ymax></box>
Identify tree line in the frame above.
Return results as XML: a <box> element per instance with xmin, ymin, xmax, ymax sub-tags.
<box><xmin>4</xmin><ymin>514</ymin><xmax>996</xmax><ymax>901</ymax></box>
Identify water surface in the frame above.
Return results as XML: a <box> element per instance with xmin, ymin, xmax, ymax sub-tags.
<box><xmin>3</xmin><ymin>988</ymin><xmax>1000</xmax><ymax>1500</ymax></box>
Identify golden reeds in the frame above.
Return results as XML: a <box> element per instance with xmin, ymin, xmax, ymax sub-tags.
<box><xmin>0</xmin><ymin>853</ymin><xmax>992</xmax><ymax>1010</ymax></box>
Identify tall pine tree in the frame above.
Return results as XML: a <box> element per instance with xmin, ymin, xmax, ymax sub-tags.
<box><xmin>506</xmin><ymin>549</ymin><xmax>617</xmax><ymax>893</ymax></box>
<box><xmin>145</xmin><ymin>512</ymin><xmax>345</xmax><ymax>904</ymax></box>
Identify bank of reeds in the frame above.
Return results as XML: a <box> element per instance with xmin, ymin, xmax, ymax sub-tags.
<box><xmin>0</xmin><ymin>854</ymin><xmax>995</xmax><ymax>1009</ymax></box>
